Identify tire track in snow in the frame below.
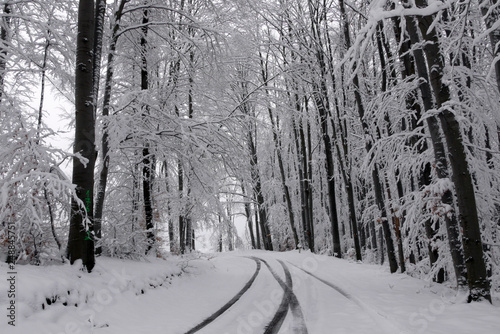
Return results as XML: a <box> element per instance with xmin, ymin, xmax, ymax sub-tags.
<box><xmin>184</xmin><ymin>257</ymin><xmax>261</xmax><ymax>334</ymax></box>
<box><xmin>287</xmin><ymin>261</ymin><xmax>401</xmax><ymax>334</ymax></box>
<box><xmin>253</xmin><ymin>257</ymin><xmax>308</xmax><ymax>334</ymax></box>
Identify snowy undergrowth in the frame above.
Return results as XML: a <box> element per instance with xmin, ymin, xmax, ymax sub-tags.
<box><xmin>0</xmin><ymin>254</ymin><xmax>203</xmax><ymax>327</ymax></box>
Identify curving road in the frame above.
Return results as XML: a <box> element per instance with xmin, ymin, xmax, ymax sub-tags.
<box><xmin>182</xmin><ymin>253</ymin><xmax>394</xmax><ymax>334</ymax></box>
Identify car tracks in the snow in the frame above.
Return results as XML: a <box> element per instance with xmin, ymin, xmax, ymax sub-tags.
<box><xmin>287</xmin><ymin>261</ymin><xmax>401</xmax><ymax>334</ymax></box>
<box><xmin>183</xmin><ymin>256</ymin><xmax>308</xmax><ymax>334</ymax></box>
<box><xmin>184</xmin><ymin>257</ymin><xmax>261</xmax><ymax>334</ymax></box>
<box><xmin>256</xmin><ymin>258</ymin><xmax>307</xmax><ymax>334</ymax></box>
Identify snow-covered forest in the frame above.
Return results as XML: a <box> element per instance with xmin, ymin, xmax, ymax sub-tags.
<box><xmin>1</xmin><ymin>0</ymin><xmax>500</xmax><ymax>327</ymax></box>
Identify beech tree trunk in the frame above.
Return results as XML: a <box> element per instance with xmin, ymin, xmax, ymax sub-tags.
<box><xmin>178</xmin><ymin>158</ymin><xmax>185</xmax><ymax>254</ymax></box>
<box><xmin>140</xmin><ymin>8</ymin><xmax>155</xmax><ymax>254</ymax></box>
<box><xmin>417</xmin><ymin>0</ymin><xmax>490</xmax><ymax>301</ymax></box>
<box><xmin>241</xmin><ymin>182</ymin><xmax>256</xmax><ymax>249</ymax></box>
<box><xmin>403</xmin><ymin>8</ymin><xmax>467</xmax><ymax>286</ymax></box>
<box><xmin>404</xmin><ymin>0</ymin><xmax>491</xmax><ymax>302</ymax></box>
<box><xmin>67</xmin><ymin>0</ymin><xmax>96</xmax><ymax>272</ymax></box>
<box><xmin>0</xmin><ymin>2</ymin><xmax>11</xmax><ymax>106</ymax></box>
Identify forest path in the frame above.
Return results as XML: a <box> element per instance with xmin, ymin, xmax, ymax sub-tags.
<box><xmin>93</xmin><ymin>251</ymin><xmax>403</xmax><ymax>334</ymax></box>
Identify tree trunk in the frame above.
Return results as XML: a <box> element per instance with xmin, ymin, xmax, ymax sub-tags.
<box><xmin>164</xmin><ymin>161</ymin><xmax>176</xmax><ymax>253</ymax></box>
<box><xmin>36</xmin><ymin>26</ymin><xmax>51</xmax><ymax>143</ymax></box>
<box><xmin>241</xmin><ymin>182</ymin><xmax>256</xmax><ymax>249</ymax></box>
<box><xmin>403</xmin><ymin>9</ymin><xmax>467</xmax><ymax>286</ymax></box>
<box><xmin>178</xmin><ymin>159</ymin><xmax>185</xmax><ymax>254</ymax></box>
<box><xmin>416</xmin><ymin>0</ymin><xmax>490</xmax><ymax>301</ymax></box>
<box><xmin>90</xmin><ymin>0</ymin><xmax>105</xmax><ymax>255</ymax></box>
<box><xmin>252</xmin><ymin>152</ymin><xmax>273</xmax><ymax>251</ymax></box>
<box><xmin>92</xmin><ymin>0</ymin><xmax>106</xmax><ymax>105</ymax></box>
<box><xmin>385</xmin><ymin>175</ymin><xmax>406</xmax><ymax>273</ymax></box>
<box><xmin>406</xmin><ymin>0</ymin><xmax>491</xmax><ymax>301</ymax></box>
<box><xmin>184</xmin><ymin>49</ymin><xmax>195</xmax><ymax>253</ymax></box>
<box><xmin>140</xmin><ymin>8</ymin><xmax>154</xmax><ymax>254</ymax></box>
<box><xmin>255</xmin><ymin>204</ymin><xmax>261</xmax><ymax>249</ymax></box>
<box><xmin>67</xmin><ymin>0</ymin><xmax>96</xmax><ymax>272</ymax></box>
<box><xmin>0</xmin><ymin>2</ymin><xmax>11</xmax><ymax>106</ymax></box>
<box><xmin>185</xmin><ymin>217</ymin><xmax>192</xmax><ymax>252</ymax></box>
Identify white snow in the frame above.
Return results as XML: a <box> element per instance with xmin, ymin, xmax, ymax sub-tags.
<box><xmin>1</xmin><ymin>250</ymin><xmax>498</xmax><ymax>333</ymax></box>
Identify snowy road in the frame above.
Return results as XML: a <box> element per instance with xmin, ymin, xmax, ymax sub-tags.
<box><xmin>3</xmin><ymin>250</ymin><xmax>499</xmax><ymax>333</ymax></box>
<box><xmin>95</xmin><ymin>253</ymin><xmax>395</xmax><ymax>334</ymax></box>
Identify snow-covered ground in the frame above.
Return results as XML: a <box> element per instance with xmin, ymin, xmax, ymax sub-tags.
<box><xmin>1</xmin><ymin>250</ymin><xmax>498</xmax><ymax>333</ymax></box>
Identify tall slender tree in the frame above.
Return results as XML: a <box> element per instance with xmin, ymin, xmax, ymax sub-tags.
<box><xmin>140</xmin><ymin>6</ymin><xmax>155</xmax><ymax>254</ymax></box>
<box><xmin>0</xmin><ymin>2</ymin><xmax>11</xmax><ymax>106</ymax></box>
<box><xmin>67</xmin><ymin>0</ymin><xmax>96</xmax><ymax>272</ymax></box>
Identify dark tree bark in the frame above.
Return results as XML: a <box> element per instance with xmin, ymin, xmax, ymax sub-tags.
<box><xmin>402</xmin><ymin>6</ymin><xmax>467</xmax><ymax>286</ymax></box>
<box><xmin>0</xmin><ymin>2</ymin><xmax>11</xmax><ymax>106</ymax></box>
<box><xmin>302</xmin><ymin>109</ymin><xmax>315</xmax><ymax>251</ymax></box>
<box><xmin>36</xmin><ymin>27</ymin><xmax>51</xmax><ymax>143</ymax></box>
<box><xmin>292</xmin><ymin>107</ymin><xmax>314</xmax><ymax>251</ymax></box>
<box><xmin>390</xmin><ymin>11</ymin><xmax>443</xmax><ymax>282</ymax></box>
<box><xmin>140</xmin><ymin>8</ymin><xmax>155</xmax><ymax>254</ymax></box>
<box><xmin>92</xmin><ymin>0</ymin><xmax>106</xmax><ymax>104</ymax></box>
<box><xmin>163</xmin><ymin>161</ymin><xmax>176</xmax><ymax>253</ymax></box>
<box><xmin>385</xmin><ymin>176</ymin><xmax>406</xmax><ymax>273</ymax></box>
<box><xmin>241</xmin><ymin>182</ymin><xmax>256</xmax><ymax>249</ymax></box>
<box><xmin>184</xmin><ymin>49</ymin><xmax>195</xmax><ymax>253</ymax></box>
<box><xmin>185</xmin><ymin>217</ymin><xmax>193</xmax><ymax>252</ymax></box>
<box><xmin>402</xmin><ymin>0</ymin><xmax>491</xmax><ymax>301</ymax></box>
<box><xmin>178</xmin><ymin>158</ymin><xmax>185</xmax><ymax>254</ymax></box>
<box><xmin>417</xmin><ymin>4</ymin><xmax>490</xmax><ymax>302</ymax></box>
<box><xmin>90</xmin><ymin>0</ymin><xmax>106</xmax><ymax>255</ymax></box>
<box><xmin>67</xmin><ymin>0</ymin><xmax>96</xmax><ymax>272</ymax></box>
<box><xmin>254</xmin><ymin>204</ymin><xmax>261</xmax><ymax>249</ymax></box>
